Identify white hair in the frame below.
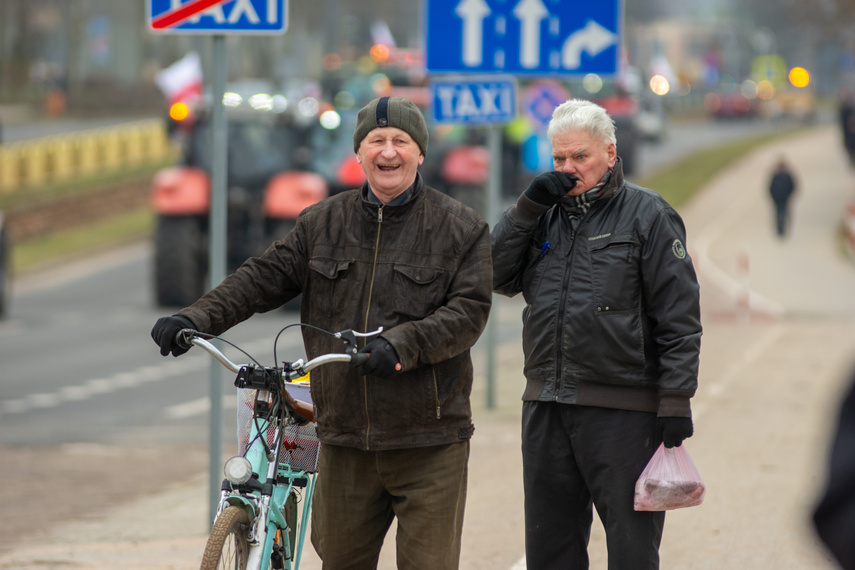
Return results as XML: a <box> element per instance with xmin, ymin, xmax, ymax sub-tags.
<box><xmin>546</xmin><ymin>98</ymin><xmax>616</xmax><ymax>146</ymax></box>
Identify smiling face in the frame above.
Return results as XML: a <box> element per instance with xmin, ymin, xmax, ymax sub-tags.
<box><xmin>356</xmin><ymin>127</ymin><xmax>424</xmax><ymax>203</ymax></box>
<box><xmin>550</xmin><ymin>129</ymin><xmax>617</xmax><ymax>196</ymax></box>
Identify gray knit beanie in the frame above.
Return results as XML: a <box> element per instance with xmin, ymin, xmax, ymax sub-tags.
<box><xmin>353</xmin><ymin>96</ymin><xmax>429</xmax><ymax>156</ymax></box>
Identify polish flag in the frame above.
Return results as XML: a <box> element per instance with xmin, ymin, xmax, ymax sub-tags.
<box><xmin>155</xmin><ymin>51</ymin><xmax>203</xmax><ymax>105</ymax></box>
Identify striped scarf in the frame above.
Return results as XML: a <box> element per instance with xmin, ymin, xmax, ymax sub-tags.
<box><xmin>559</xmin><ymin>167</ymin><xmax>614</xmax><ymax>217</ymax></box>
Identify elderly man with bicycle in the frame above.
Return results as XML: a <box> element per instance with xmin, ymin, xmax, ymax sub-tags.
<box><xmin>152</xmin><ymin>96</ymin><xmax>492</xmax><ymax>569</ymax></box>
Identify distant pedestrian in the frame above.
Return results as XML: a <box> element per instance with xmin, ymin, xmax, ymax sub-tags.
<box><xmin>768</xmin><ymin>157</ymin><xmax>797</xmax><ymax>238</ymax></box>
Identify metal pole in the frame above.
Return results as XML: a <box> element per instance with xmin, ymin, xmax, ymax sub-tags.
<box><xmin>208</xmin><ymin>34</ymin><xmax>228</xmax><ymax>524</ymax></box>
<box><xmin>485</xmin><ymin>124</ymin><xmax>502</xmax><ymax>410</ymax></box>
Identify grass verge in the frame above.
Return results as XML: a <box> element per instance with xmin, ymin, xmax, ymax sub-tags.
<box><xmin>636</xmin><ymin>126</ymin><xmax>804</xmax><ymax>208</ymax></box>
<box><xmin>12</xmin><ymin>208</ymin><xmax>153</xmax><ymax>273</ymax></box>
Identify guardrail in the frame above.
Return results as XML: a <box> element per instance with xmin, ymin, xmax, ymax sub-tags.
<box><xmin>0</xmin><ymin>119</ymin><xmax>175</xmax><ymax>193</ymax></box>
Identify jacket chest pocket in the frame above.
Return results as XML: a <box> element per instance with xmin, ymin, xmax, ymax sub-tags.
<box><xmin>392</xmin><ymin>264</ymin><xmax>445</xmax><ymax>319</ymax></box>
<box><xmin>521</xmin><ymin>239</ymin><xmax>553</xmax><ymax>304</ymax></box>
<box><xmin>308</xmin><ymin>258</ymin><xmax>353</xmax><ymax>317</ymax></box>
<box><xmin>588</xmin><ymin>237</ymin><xmax>640</xmax><ymax>313</ymax></box>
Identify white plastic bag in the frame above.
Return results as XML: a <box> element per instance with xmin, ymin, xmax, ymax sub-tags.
<box><xmin>634</xmin><ymin>443</ymin><xmax>706</xmax><ymax>511</ymax></box>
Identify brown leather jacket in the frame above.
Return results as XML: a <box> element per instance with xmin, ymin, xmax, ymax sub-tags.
<box><xmin>179</xmin><ymin>174</ymin><xmax>492</xmax><ymax>450</ymax></box>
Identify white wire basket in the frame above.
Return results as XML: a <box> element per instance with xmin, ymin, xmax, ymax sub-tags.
<box><xmin>237</xmin><ymin>387</ymin><xmax>320</xmax><ymax>473</ymax></box>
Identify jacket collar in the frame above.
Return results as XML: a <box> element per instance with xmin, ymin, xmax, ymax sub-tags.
<box><xmin>361</xmin><ymin>172</ymin><xmax>424</xmax><ymax>208</ymax></box>
<box><xmin>589</xmin><ymin>157</ymin><xmax>625</xmax><ymax>208</ymax></box>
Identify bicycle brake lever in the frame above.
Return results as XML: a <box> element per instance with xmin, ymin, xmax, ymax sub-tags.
<box><xmin>335</xmin><ymin>327</ymin><xmax>384</xmax><ymax>354</ymax></box>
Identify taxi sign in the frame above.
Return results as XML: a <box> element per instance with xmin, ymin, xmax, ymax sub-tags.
<box><xmin>148</xmin><ymin>0</ymin><xmax>287</xmax><ymax>34</ymax></box>
<box><xmin>431</xmin><ymin>77</ymin><xmax>517</xmax><ymax>125</ymax></box>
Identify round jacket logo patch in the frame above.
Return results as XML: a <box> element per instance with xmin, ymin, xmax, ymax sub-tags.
<box><xmin>672</xmin><ymin>239</ymin><xmax>686</xmax><ymax>259</ymax></box>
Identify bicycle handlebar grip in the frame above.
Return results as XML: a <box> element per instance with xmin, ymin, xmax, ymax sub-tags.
<box><xmin>352</xmin><ymin>353</ymin><xmax>369</xmax><ymax>366</ymax></box>
<box><xmin>174</xmin><ymin>328</ymin><xmax>196</xmax><ymax>350</ymax></box>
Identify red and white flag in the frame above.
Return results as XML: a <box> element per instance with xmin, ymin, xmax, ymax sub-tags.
<box><xmin>155</xmin><ymin>51</ymin><xmax>203</xmax><ymax>105</ymax></box>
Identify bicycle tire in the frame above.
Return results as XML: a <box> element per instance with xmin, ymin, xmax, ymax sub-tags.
<box><xmin>200</xmin><ymin>505</ymin><xmax>251</xmax><ymax>570</ymax></box>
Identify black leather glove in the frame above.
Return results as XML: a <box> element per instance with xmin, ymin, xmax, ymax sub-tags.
<box><xmin>656</xmin><ymin>417</ymin><xmax>694</xmax><ymax>448</ymax></box>
<box><xmin>357</xmin><ymin>337</ymin><xmax>401</xmax><ymax>378</ymax></box>
<box><xmin>151</xmin><ymin>314</ymin><xmax>196</xmax><ymax>357</ymax></box>
<box><xmin>524</xmin><ymin>171</ymin><xmax>580</xmax><ymax>206</ymax></box>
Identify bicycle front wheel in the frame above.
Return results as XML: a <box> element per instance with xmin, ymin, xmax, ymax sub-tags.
<box><xmin>200</xmin><ymin>505</ymin><xmax>251</xmax><ymax>570</ymax></box>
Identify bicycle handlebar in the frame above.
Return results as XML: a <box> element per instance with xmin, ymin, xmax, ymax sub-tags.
<box><xmin>175</xmin><ymin>327</ymin><xmax>377</xmax><ymax>380</ymax></box>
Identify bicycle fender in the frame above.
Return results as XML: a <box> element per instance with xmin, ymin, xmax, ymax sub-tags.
<box><xmin>224</xmin><ymin>495</ymin><xmax>257</xmax><ymax>520</ymax></box>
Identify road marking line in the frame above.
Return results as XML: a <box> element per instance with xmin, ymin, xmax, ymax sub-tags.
<box><xmin>28</xmin><ymin>393</ymin><xmax>61</xmax><ymax>409</ymax></box>
<box><xmin>1</xmin><ymin>400</ymin><xmax>27</xmax><ymax>414</ymax></box>
<box><xmin>0</xmin><ymin>356</ymin><xmax>208</xmax><ymax>417</ymax></box>
<box><xmin>165</xmin><ymin>395</ymin><xmax>238</xmax><ymax>420</ymax></box>
<box><xmin>0</xmin><ymin>337</ymin><xmax>297</xmax><ymax>418</ymax></box>
<box><xmin>85</xmin><ymin>378</ymin><xmax>115</xmax><ymax>395</ymax></box>
<box><xmin>59</xmin><ymin>385</ymin><xmax>92</xmax><ymax>401</ymax></box>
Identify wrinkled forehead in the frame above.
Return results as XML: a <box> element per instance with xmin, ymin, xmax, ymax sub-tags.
<box><xmin>551</xmin><ymin>129</ymin><xmax>605</xmax><ymax>153</ymax></box>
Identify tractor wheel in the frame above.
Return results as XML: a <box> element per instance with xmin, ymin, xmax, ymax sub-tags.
<box><xmin>153</xmin><ymin>215</ymin><xmax>206</xmax><ymax>307</ymax></box>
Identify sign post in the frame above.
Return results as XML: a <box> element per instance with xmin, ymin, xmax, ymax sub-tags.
<box><xmin>148</xmin><ymin>0</ymin><xmax>288</xmax><ymax>524</ymax></box>
<box><xmin>429</xmin><ymin>76</ymin><xmax>517</xmax><ymax>410</ymax></box>
<box><xmin>207</xmin><ymin>35</ymin><xmax>227</xmax><ymax>527</ymax></box>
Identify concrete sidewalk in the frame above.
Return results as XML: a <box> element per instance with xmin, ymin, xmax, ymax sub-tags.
<box><xmin>2</xmin><ymin>124</ymin><xmax>855</xmax><ymax>569</ymax></box>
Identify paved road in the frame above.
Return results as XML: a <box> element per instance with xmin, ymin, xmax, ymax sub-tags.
<box><xmin>2</xmin><ymin>123</ymin><xmax>854</xmax><ymax>569</ymax></box>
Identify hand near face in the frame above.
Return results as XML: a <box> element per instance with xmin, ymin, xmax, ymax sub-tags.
<box><xmin>524</xmin><ymin>172</ymin><xmax>580</xmax><ymax>206</ymax></box>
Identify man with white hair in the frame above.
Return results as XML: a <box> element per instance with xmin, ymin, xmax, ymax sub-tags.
<box><xmin>492</xmin><ymin>98</ymin><xmax>702</xmax><ymax>569</ymax></box>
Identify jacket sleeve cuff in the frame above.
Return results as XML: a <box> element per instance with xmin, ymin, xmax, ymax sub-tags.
<box><xmin>657</xmin><ymin>393</ymin><xmax>692</xmax><ymax>418</ymax></box>
<box><xmin>177</xmin><ymin>308</ymin><xmax>210</xmax><ymax>334</ymax></box>
<box><xmin>513</xmin><ymin>192</ymin><xmax>553</xmax><ymax>224</ymax></box>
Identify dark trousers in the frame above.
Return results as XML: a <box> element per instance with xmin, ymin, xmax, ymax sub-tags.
<box><xmin>774</xmin><ymin>200</ymin><xmax>790</xmax><ymax>236</ymax></box>
<box><xmin>522</xmin><ymin>401</ymin><xmax>665</xmax><ymax>570</ymax></box>
<box><xmin>311</xmin><ymin>441</ymin><xmax>469</xmax><ymax>570</ymax></box>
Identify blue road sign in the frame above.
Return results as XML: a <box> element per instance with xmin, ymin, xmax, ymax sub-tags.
<box><xmin>425</xmin><ymin>0</ymin><xmax>621</xmax><ymax>75</ymax></box>
<box><xmin>148</xmin><ymin>0</ymin><xmax>287</xmax><ymax>34</ymax></box>
<box><xmin>522</xmin><ymin>79</ymin><xmax>569</xmax><ymax>129</ymax></box>
<box><xmin>431</xmin><ymin>77</ymin><xmax>517</xmax><ymax>125</ymax></box>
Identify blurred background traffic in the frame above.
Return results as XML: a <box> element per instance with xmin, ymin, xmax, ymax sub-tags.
<box><xmin>1</xmin><ymin>0</ymin><xmax>854</xmax><ymax>313</ymax></box>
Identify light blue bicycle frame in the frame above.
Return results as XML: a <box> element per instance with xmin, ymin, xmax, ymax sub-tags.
<box><xmin>187</xmin><ymin>330</ymin><xmax>382</xmax><ymax>569</ymax></box>
<box><xmin>222</xmin><ymin>389</ymin><xmax>317</xmax><ymax>570</ymax></box>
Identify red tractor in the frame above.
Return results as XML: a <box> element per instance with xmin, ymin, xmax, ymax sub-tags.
<box><xmin>151</xmin><ymin>105</ymin><xmax>327</xmax><ymax>307</ymax></box>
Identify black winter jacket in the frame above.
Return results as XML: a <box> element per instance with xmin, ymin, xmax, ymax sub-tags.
<box><xmin>491</xmin><ymin>163</ymin><xmax>701</xmax><ymax>417</ymax></box>
<box><xmin>180</xmin><ymin>174</ymin><xmax>493</xmax><ymax>450</ymax></box>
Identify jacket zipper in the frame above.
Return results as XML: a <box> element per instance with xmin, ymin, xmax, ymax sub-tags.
<box><xmin>554</xmin><ymin>208</ymin><xmax>590</xmax><ymax>400</ymax></box>
<box><xmin>432</xmin><ymin>366</ymin><xmax>441</xmax><ymax>419</ymax></box>
<box><xmin>362</xmin><ymin>205</ymin><xmax>384</xmax><ymax>450</ymax></box>
<box><xmin>554</xmin><ymin>230</ymin><xmax>573</xmax><ymax>400</ymax></box>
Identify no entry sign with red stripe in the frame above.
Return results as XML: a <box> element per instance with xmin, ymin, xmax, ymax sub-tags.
<box><xmin>148</xmin><ymin>0</ymin><xmax>287</xmax><ymax>34</ymax></box>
